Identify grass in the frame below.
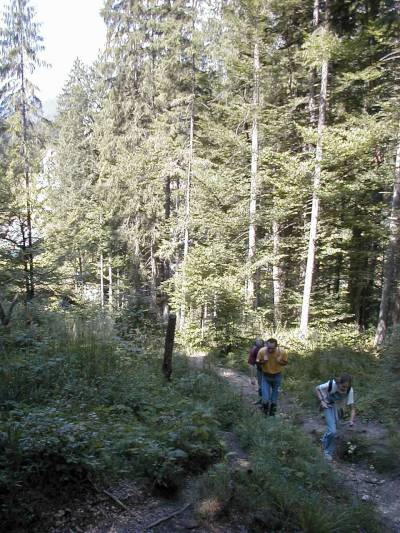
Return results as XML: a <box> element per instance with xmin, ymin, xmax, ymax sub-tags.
<box><xmin>195</xmin><ymin>395</ymin><xmax>379</xmax><ymax>532</ymax></box>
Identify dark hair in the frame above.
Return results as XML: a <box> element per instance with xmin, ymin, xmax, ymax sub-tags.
<box><xmin>337</xmin><ymin>374</ymin><xmax>352</xmax><ymax>392</ymax></box>
<box><xmin>254</xmin><ymin>338</ymin><xmax>264</xmax><ymax>348</ymax></box>
<box><xmin>266</xmin><ymin>338</ymin><xmax>278</xmax><ymax>346</ymax></box>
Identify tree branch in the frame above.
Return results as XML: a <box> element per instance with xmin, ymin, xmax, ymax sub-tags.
<box><xmin>145</xmin><ymin>502</ymin><xmax>191</xmax><ymax>530</ymax></box>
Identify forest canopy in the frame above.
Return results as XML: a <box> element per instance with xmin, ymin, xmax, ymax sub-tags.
<box><xmin>1</xmin><ymin>0</ymin><xmax>399</xmax><ymax>348</ymax></box>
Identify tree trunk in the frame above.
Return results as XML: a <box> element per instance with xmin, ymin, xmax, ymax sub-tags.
<box><xmin>19</xmin><ymin>219</ymin><xmax>30</xmax><ymax>300</ymax></box>
<box><xmin>79</xmin><ymin>253</ymin><xmax>84</xmax><ymax>292</ymax></box>
<box><xmin>375</xmin><ymin>133</ymin><xmax>400</xmax><ymax>346</ymax></box>
<box><xmin>201</xmin><ymin>303</ymin><xmax>208</xmax><ymax>339</ymax></box>
<box><xmin>116</xmin><ymin>269</ymin><xmax>120</xmax><ymax>309</ymax></box>
<box><xmin>19</xmin><ymin>36</ymin><xmax>34</xmax><ymax>301</ymax></box>
<box><xmin>246</xmin><ymin>40</ymin><xmax>260</xmax><ymax>308</ymax></box>
<box><xmin>184</xmin><ymin>102</ymin><xmax>194</xmax><ymax>261</ymax></box>
<box><xmin>300</xmin><ymin>3</ymin><xmax>328</xmax><ymax>337</ymax></box>
<box><xmin>162</xmin><ymin>313</ymin><xmax>177</xmax><ymax>380</ymax></box>
<box><xmin>108</xmin><ymin>258</ymin><xmax>113</xmax><ymax>308</ymax></box>
<box><xmin>150</xmin><ymin>239</ymin><xmax>157</xmax><ymax>307</ymax></box>
<box><xmin>181</xmin><ymin>23</ymin><xmax>196</xmax><ymax>327</ymax></box>
<box><xmin>100</xmin><ymin>252</ymin><xmax>104</xmax><ymax>308</ymax></box>
<box><xmin>272</xmin><ymin>220</ymin><xmax>284</xmax><ymax>325</ymax></box>
<box><xmin>163</xmin><ymin>175</ymin><xmax>171</xmax><ymax>282</ymax></box>
<box><xmin>308</xmin><ymin>0</ymin><xmax>320</xmax><ymax>127</ymax></box>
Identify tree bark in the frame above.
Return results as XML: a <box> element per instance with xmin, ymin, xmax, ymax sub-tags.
<box><xmin>308</xmin><ymin>0</ymin><xmax>320</xmax><ymax>127</ymax></box>
<box><xmin>100</xmin><ymin>252</ymin><xmax>104</xmax><ymax>308</ymax></box>
<box><xmin>116</xmin><ymin>268</ymin><xmax>120</xmax><ymax>309</ymax></box>
<box><xmin>183</xmin><ymin>40</ymin><xmax>195</xmax><ymax>262</ymax></box>
<box><xmin>375</xmin><ymin>133</ymin><xmax>400</xmax><ymax>346</ymax></box>
<box><xmin>162</xmin><ymin>313</ymin><xmax>177</xmax><ymax>380</ymax></box>
<box><xmin>79</xmin><ymin>253</ymin><xmax>84</xmax><ymax>292</ymax></box>
<box><xmin>246</xmin><ymin>40</ymin><xmax>260</xmax><ymax>308</ymax></box>
<box><xmin>300</xmin><ymin>2</ymin><xmax>329</xmax><ymax>337</ymax></box>
<box><xmin>150</xmin><ymin>239</ymin><xmax>157</xmax><ymax>307</ymax></box>
<box><xmin>19</xmin><ymin>219</ymin><xmax>30</xmax><ymax>299</ymax></box>
<box><xmin>272</xmin><ymin>220</ymin><xmax>284</xmax><ymax>325</ymax></box>
<box><xmin>108</xmin><ymin>258</ymin><xmax>113</xmax><ymax>308</ymax></box>
<box><xmin>19</xmin><ymin>22</ymin><xmax>34</xmax><ymax>301</ymax></box>
<box><xmin>184</xmin><ymin>100</ymin><xmax>194</xmax><ymax>261</ymax></box>
<box><xmin>181</xmin><ymin>14</ymin><xmax>196</xmax><ymax>327</ymax></box>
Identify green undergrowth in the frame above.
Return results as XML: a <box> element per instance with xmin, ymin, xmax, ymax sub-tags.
<box><xmin>196</xmin><ymin>402</ymin><xmax>379</xmax><ymax>533</ymax></box>
<box><xmin>0</xmin><ymin>311</ymin><xmax>243</xmax><ymax>532</ymax></box>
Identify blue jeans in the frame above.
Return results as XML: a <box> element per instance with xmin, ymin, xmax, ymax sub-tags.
<box><xmin>261</xmin><ymin>372</ymin><xmax>282</xmax><ymax>405</ymax></box>
<box><xmin>257</xmin><ymin>367</ymin><xmax>263</xmax><ymax>398</ymax></box>
<box><xmin>322</xmin><ymin>406</ymin><xmax>338</xmax><ymax>457</ymax></box>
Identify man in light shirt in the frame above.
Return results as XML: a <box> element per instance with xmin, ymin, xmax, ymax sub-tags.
<box><xmin>316</xmin><ymin>374</ymin><xmax>356</xmax><ymax>461</ymax></box>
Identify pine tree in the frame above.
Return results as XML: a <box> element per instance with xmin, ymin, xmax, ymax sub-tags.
<box><xmin>0</xmin><ymin>0</ymin><xmax>45</xmax><ymax>300</ymax></box>
<box><xmin>45</xmin><ymin>59</ymin><xmax>107</xmax><ymax>300</ymax></box>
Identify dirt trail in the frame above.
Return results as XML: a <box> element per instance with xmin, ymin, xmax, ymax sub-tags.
<box><xmin>210</xmin><ymin>360</ymin><xmax>400</xmax><ymax>533</ymax></box>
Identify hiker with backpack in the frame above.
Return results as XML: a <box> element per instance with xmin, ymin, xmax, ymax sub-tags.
<box><xmin>255</xmin><ymin>338</ymin><xmax>288</xmax><ymax>416</ymax></box>
<box><xmin>248</xmin><ymin>338</ymin><xmax>264</xmax><ymax>403</ymax></box>
<box><xmin>315</xmin><ymin>374</ymin><xmax>356</xmax><ymax>461</ymax></box>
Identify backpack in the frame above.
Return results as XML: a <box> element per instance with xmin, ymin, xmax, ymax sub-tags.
<box><xmin>319</xmin><ymin>379</ymin><xmax>350</xmax><ymax>414</ymax></box>
<box><xmin>248</xmin><ymin>343</ymin><xmax>262</xmax><ymax>366</ymax></box>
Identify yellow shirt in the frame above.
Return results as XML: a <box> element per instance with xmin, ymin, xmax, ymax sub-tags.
<box><xmin>256</xmin><ymin>346</ymin><xmax>288</xmax><ymax>374</ymax></box>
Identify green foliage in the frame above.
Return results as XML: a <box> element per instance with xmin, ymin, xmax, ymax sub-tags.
<box><xmin>166</xmin><ymin>245</ymin><xmax>245</xmax><ymax>351</ymax></box>
<box><xmin>301</xmin><ymin>28</ymin><xmax>343</xmax><ymax>67</ymax></box>
<box><xmin>114</xmin><ymin>296</ymin><xmax>162</xmax><ymax>340</ymax></box>
<box><xmin>0</xmin><ymin>311</ymin><xmax>228</xmax><ymax>531</ymax></box>
<box><xmin>198</xmin><ymin>407</ymin><xmax>378</xmax><ymax>532</ymax></box>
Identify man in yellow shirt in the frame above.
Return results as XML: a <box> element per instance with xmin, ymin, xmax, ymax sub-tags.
<box><xmin>255</xmin><ymin>338</ymin><xmax>288</xmax><ymax>416</ymax></box>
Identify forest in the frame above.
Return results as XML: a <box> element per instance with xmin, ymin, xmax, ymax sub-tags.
<box><xmin>1</xmin><ymin>0</ymin><xmax>400</xmax><ymax>532</ymax></box>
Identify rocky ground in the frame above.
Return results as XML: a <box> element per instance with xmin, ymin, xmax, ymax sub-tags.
<box><xmin>48</xmin><ymin>356</ymin><xmax>400</xmax><ymax>533</ymax></box>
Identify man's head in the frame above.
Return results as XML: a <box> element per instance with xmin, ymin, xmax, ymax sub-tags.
<box><xmin>337</xmin><ymin>374</ymin><xmax>352</xmax><ymax>394</ymax></box>
<box><xmin>265</xmin><ymin>338</ymin><xmax>278</xmax><ymax>352</ymax></box>
<box><xmin>255</xmin><ymin>338</ymin><xmax>264</xmax><ymax>348</ymax></box>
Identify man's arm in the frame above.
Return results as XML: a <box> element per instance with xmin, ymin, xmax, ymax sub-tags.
<box><xmin>349</xmin><ymin>405</ymin><xmax>356</xmax><ymax>426</ymax></box>
<box><xmin>277</xmin><ymin>349</ymin><xmax>288</xmax><ymax>366</ymax></box>
<box><xmin>315</xmin><ymin>385</ymin><xmax>328</xmax><ymax>409</ymax></box>
<box><xmin>256</xmin><ymin>347</ymin><xmax>265</xmax><ymax>363</ymax></box>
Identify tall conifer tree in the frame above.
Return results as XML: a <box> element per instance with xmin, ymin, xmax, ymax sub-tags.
<box><xmin>0</xmin><ymin>0</ymin><xmax>45</xmax><ymax>300</ymax></box>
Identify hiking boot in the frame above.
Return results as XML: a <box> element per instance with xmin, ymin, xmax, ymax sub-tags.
<box><xmin>262</xmin><ymin>403</ymin><xmax>270</xmax><ymax>415</ymax></box>
<box><xmin>269</xmin><ymin>403</ymin><xmax>277</xmax><ymax>416</ymax></box>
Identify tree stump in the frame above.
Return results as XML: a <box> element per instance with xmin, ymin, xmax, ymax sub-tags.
<box><xmin>162</xmin><ymin>313</ymin><xmax>176</xmax><ymax>380</ymax></box>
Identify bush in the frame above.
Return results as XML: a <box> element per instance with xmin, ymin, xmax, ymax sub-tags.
<box><xmin>0</xmin><ymin>311</ymin><xmax>228</xmax><ymax>531</ymax></box>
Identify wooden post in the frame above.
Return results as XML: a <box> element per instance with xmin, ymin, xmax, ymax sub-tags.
<box><xmin>162</xmin><ymin>314</ymin><xmax>176</xmax><ymax>380</ymax></box>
